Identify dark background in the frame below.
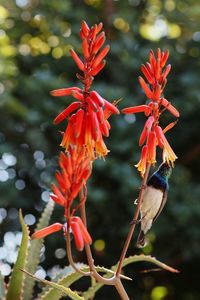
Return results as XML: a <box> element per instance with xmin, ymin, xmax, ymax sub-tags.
<box><xmin>0</xmin><ymin>0</ymin><xmax>200</xmax><ymax>299</ymax></box>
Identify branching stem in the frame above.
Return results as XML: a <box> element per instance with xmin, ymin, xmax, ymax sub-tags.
<box><xmin>66</xmin><ymin>164</ymin><xmax>151</xmax><ymax>300</ymax></box>
<box><xmin>79</xmin><ymin>190</ymin><xmax>130</xmax><ymax>299</ymax></box>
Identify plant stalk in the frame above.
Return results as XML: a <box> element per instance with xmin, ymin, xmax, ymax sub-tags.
<box><xmin>79</xmin><ymin>194</ymin><xmax>115</xmax><ymax>285</ymax></box>
<box><xmin>66</xmin><ymin>229</ymin><xmax>90</xmax><ymax>276</ymax></box>
<box><xmin>79</xmin><ymin>190</ymin><xmax>130</xmax><ymax>299</ymax></box>
<box><xmin>115</xmin><ymin>278</ymin><xmax>130</xmax><ymax>300</ymax></box>
<box><xmin>116</xmin><ymin>163</ymin><xmax>151</xmax><ymax>277</ymax></box>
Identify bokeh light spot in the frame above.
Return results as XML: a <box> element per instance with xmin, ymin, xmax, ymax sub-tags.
<box><xmin>55</xmin><ymin>248</ymin><xmax>66</xmax><ymax>259</ymax></box>
<box><xmin>0</xmin><ymin>170</ymin><xmax>9</xmax><ymax>182</ymax></box>
<box><xmin>52</xmin><ymin>47</ymin><xmax>63</xmax><ymax>59</ymax></box>
<box><xmin>19</xmin><ymin>44</ymin><xmax>31</xmax><ymax>56</ymax></box>
<box><xmin>151</xmin><ymin>286</ymin><xmax>168</xmax><ymax>300</ymax></box>
<box><xmin>2</xmin><ymin>152</ymin><xmax>17</xmax><ymax>166</ymax></box>
<box><xmin>168</xmin><ymin>23</ymin><xmax>181</xmax><ymax>39</ymax></box>
<box><xmin>35</xmin><ymin>268</ymin><xmax>46</xmax><ymax>279</ymax></box>
<box><xmin>164</xmin><ymin>0</ymin><xmax>175</xmax><ymax>11</ymax></box>
<box><xmin>24</xmin><ymin>214</ymin><xmax>36</xmax><ymax>225</ymax></box>
<box><xmin>0</xmin><ymin>263</ymin><xmax>11</xmax><ymax>276</ymax></box>
<box><xmin>34</xmin><ymin>150</ymin><xmax>44</xmax><ymax>160</ymax></box>
<box><xmin>15</xmin><ymin>179</ymin><xmax>26</xmax><ymax>190</ymax></box>
<box><xmin>48</xmin><ymin>35</ymin><xmax>59</xmax><ymax>47</ymax></box>
<box><xmin>16</xmin><ymin>0</ymin><xmax>29</xmax><ymax>8</ymax></box>
<box><xmin>41</xmin><ymin>190</ymin><xmax>50</xmax><ymax>202</ymax></box>
<box><xmin>93</xmin><ymin>239</ymin><xmax>105</xmax><ymax>252</ymax></box>
<box><xmin>0</xmin><ymin>6</ymin><xmax>9</xmax><ymax>20</ymax></box>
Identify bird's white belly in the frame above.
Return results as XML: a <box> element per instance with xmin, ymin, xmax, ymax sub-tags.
<box><xmin>140</xmin><ymin>186</ymin><xmax>163</xmax><ymax>233</ymax></box>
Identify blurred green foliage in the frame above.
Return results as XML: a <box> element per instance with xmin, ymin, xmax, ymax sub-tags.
<box><xmin>0</xmin><ymin>0</ymin><xmax>200</xmax><ymax>299</ymax></box>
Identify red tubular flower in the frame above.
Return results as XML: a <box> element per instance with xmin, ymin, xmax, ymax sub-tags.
<box><xmin>122</xmin><ymin>49</ymin><xmax>179</xmax><ymax>176</ymax></box>
<box><xmin>70</xmin><ymin>221</ymin><xmax>84</xmax><ymax>251</ymax></box>
<box><xmin>122</xmin><ymin>105</ymin><xmax>149</xmax><ymax>115</ymax></box>
<box><xmin>51</xmin><ymin>20</ymin><xmax>120</xmax><ymax>160</ymax></box>
<box><xmin>147</xmin><ymin>131</ymin><xmax>157</xmax><ymax>164</ymax></box>
<box><xmin>135</xmin><ymin>145</ymin><xmax>148</xmax><ymax>177</ymax></box>
<box><xmin>70</xmin><ymin>216</ymin><xmax>92</xmax><ymax>251</ymax></box>
<box><xmin>32</xmin><ymin>223</ymin><xmax>63</xmax><ymax>239</ymax></box>
<box><xmin>155</xmin><ymin>126</ymin><xmax>177</xmax><ymax>166</ymax></box>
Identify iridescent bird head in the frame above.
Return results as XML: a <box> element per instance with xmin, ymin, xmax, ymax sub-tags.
<box><xmin>157</xmin><ymin>162</ymin><xmax>172</xmax><ymax>179</ymax></box>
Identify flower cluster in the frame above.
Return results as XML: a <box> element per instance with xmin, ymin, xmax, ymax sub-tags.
<box><xmin>122</xmin><ymin>49</ymin><xmax>179</xmax><ymax>176</ymax></box>
<box><xmin>51</xmin><ymin>21</ymin><xmax>119</xmax><ymax>160</ymax></box>
<box><xmin>32</xmin><ymin>146</ymin><xmax>92</xmax><ymax>251</ymax></box>
<box><xmin>51</xmin><ymin>146</ymin><xmax>91</xmax><ymax>210</ymax></box>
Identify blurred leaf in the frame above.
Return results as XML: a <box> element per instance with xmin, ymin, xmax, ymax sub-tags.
<box><xmin>21</xmin><ymin>269</ymin><xmax>84</xmax><ymax>300</ymax></box>
<box><xmin>0</xmin><ymin>272</ymin><xmax>5</xmax><ymax>299</ymax></box>
<box><xmin>23</xmin><ymin>200</ymin><xmax>55</xmax><ymax>300</ymax></box>
<box><xmin>6</xmin><ymin>210</ymin><xmax>29</xmax><ymax>300</ymax></box>
<box><xmin>39</xmin><ymin>264</ymin><xmax>130</xmax><ymax>300</ymax></box>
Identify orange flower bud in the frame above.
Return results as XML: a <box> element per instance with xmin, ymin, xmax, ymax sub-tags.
<box><xmin>72</xmin><ymin>217</ymin><xmax>92</xmax><ymax>245</ymax></box>
<box><xmin>32</xmin><ymin>223</ymin><xmax>63</xmax><ymax>239</ymax></box>
<box><xmin>104</xmin><ymin>99</ymin><xmax>120</xmax><ymax>114</ymax></box>
<box><xmin>122</xmin><ymin>105</ymin><xmax>149</xmax><ymax>114</ymax></box>
<box><xmin>54</xmin><ymin>102</ymin><xmax>81</xmax><ymax>125</ymax></box>
<box><xmin>155</xmin><ymin>125</ymin><xmax>164</xmax><ymax>148</ymax></box>
<box><xmin>70</xmin><ymin>49</ymin><xmax>84</xmax><ymax>71</ymax></box>
<box><xmin>82</xmin><ymin>39</ymin><xmax>90</xmax><ymax>58</ymax></box>
<box><xmin>75</xmin><ymin>109</ymin><xmax>84</xmax><ymax>138</ymax></box>
<box><xmin>161</xmin><ymin>50</ymin><xmax>169</xmax><ymax>67</ymax></box>
<box><xmin>90</xmin><ymin>91</ymin><xmax>105</xmax><ymax>107</ymax></box>
<box><xmin>161</xmin><ymin>98</ymin><xmax>180</xmax><ymax>118</ymax></box>
<box><xmin>138</xmin><ymin>76</ymin><xmax>153</xmax><ymax>99</ymax></box>
<box><xmin>50</xmin><ymin>87</ymin><xmax>80</xmax><ymax>97</ymax></box>
<box><xmin>88</xmin><ymin>108</ymin><xmax>100</xmax><ymax>141</ymax></box>
<box><xmin>92</xmin><ymin>45</ymin><xmax>110</xmax><ymax>69</ymax></box>
<box><xmin>81</xmin><ymin>20</ymin><xmax>89</xmax><ymax>37</ymax></box>
<box><xmin>92</xmin><ymin>32</ymin><xmax>105</xmax><ymax>54</ymax></box>
<box><xmin>147</xmin><ymin>131</ymin><xmax>157</xmax><ymax>164</ymax></box>
<box><xmin>51</xmin><ymin>184</ymin><xmax>66</xmax><ymax>206</ymax></box>
<box><xmin>71</xmin><ymin>221</ymin><xmax>84</xmax><ymax>251</ymax></box>
<box><xmin>141</xmin><ymin>64</ymin><xmax>153</xmax><ymax>84</ymax></box>
<box><xmin>162</xmin><ymin>64</ymin><xmax>171</xmax><ymax>81</ymax></box>
<box><xmin>90</xmin><ymin>60</ymin><xmax>106</xmax><ymax>76</ymax></box>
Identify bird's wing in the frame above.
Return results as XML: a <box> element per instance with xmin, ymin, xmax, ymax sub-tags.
<box><xmin>153</xmin><ymin>189</ymin><xmax>168</xmax><ymax>223</ymax></box>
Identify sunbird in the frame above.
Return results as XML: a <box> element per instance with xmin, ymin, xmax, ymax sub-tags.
<box><xmin>136</xmin><ymin>162</ymin><xmax>172</xmax><ymax>248</ymax></box>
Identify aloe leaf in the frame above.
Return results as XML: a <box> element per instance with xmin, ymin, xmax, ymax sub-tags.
<box><xmin>0</xmin><ymin>272</ymin><xmax>5</xmax><ymax>299</ymax></box>
<box><xmin>21</xmin><ymin>269</ymin><xmax>84</xmax><ymax>300</ymax></box>
<box><xmin>6</xmin><ymin>209</ymin><xmax>29</xmax><ymax>300</ymax></box>
<box><xmin>83</xmin><ymin>255</ymin><xmax>179</xmax><ymax>299</ymax></box>
<box><xmin>23</xmin><ymin>200</ymin><xmax>54</xmax><ymax>300</ymax></box>
<box><xmin>39</xmin><ymin>263</ymin><xmax>86</xmax><ymax>298</ymax></box>
<box><xmin>38</xmin><ymin>263</ymin><xmax>130</xmax><ymax>300</ymax></box>
<box><xmin>119</xmin><ymin>255</ymin><xmax>179</xmax><ymax>273</ymax></box>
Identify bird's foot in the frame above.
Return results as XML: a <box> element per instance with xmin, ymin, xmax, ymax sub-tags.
<box><xmin>130</xmin><ymin>218</ymin><xmax>142</xmax><ymax>225</ymax></box>
<box><xmin>140</xmin><ymin>184</ymin><xmax>146</xmax><ymax>190</ymax></box>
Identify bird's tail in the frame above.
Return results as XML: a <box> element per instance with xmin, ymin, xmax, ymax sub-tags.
<box><xmin>136</xmin><ymin>230</ymin><xmax>147</xmax><ymax>248</ymax></box>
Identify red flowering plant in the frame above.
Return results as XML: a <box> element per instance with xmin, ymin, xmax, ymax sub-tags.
<box><xmin>32</xmin><ymin>21</ymin><xmax>119</xmax><ymax>252</ymax></box>
<box><xmin>51</xmin><ymin>20</ymin><xmax>119</xmax><ymax>160</ymax></box>
<box><xmin>32</xmin><ymin>147</ymin><xmax>92</xmax><ymax>251</ymax></box>
<box><xmin>114</xmin><ymin>49</ymin><xmax>180</xmax><ymax>278</ymax></box>
<box><xmin>122</xmin><ymin>49</ymin><xmax>179</xmax><ymax>177</ymax></box>
<box><xmin>21</xmin><ymin>24</ymin><xmax>179</xmax><ymax>300</ymax></box>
